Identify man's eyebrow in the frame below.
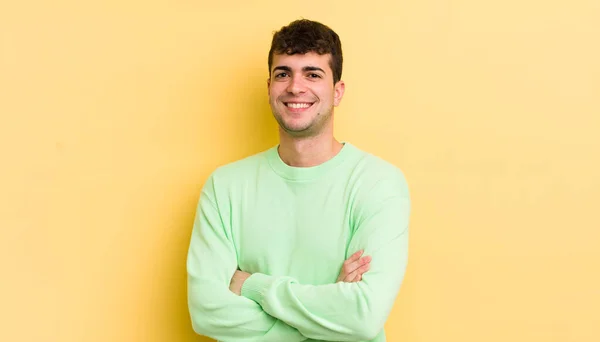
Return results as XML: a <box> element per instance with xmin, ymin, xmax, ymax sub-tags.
<box><xmin>303</xmin><ymin>66</ymin><xmax>326</xmax><ymax>73</ymax></box>
<box><xmin>272</xmin><ymin>66</ymin><xmax>326</xmax><ymax>73</ymax></box>
<box><xmin>273</xmin><ymin>66</ymin><xmax>292</xmax><ymax>72</ymax></box>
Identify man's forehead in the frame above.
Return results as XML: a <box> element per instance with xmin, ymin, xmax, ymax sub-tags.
<box><xmin>271</xmin><ymin>52</ymin><xmax>331</xmax><ymax>70</ymax></box>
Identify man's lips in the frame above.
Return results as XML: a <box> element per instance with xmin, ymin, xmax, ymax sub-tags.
<box><xmin>284</xmin><ymin>101</ymin><xmax>314</xmax><ymax>108</ymax></box>
<box><xmin>283</xmin><ymin>102</ymin><xmax>315</xmax><ymax>112</ymax></box>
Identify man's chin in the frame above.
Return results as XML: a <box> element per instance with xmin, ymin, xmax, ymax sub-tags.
<box><xmin>280</xmin><ymin>124</ymin><xmax>314</xmax><ymax>137</ymax></box>
<box><xmin>277</xmin><ymin>118</ymin><xmax>310</xmax><ymax>132</ymax></box>
<box><xmin>273</xmin><ymin>114</ymin><xmax>319</xmax><ymax>137</ymax></box>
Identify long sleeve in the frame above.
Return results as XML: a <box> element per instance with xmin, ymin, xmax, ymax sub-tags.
<box><xmin>186</xmin><ymin>175</ymin><xmax>307</xmax><ymax>342</ymax></box>
<box><xmin>240</xmin><ymin>174</ymin><xmax>410</xmax><ymax>341</ymax></box>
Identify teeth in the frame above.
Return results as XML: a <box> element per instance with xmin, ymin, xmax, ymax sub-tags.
<box><xmin>287</xmin><ymin>103</ymin><xmax>311</xmax><ymax>109</ymax></box>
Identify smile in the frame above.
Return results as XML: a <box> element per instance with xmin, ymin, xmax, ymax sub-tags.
<box><xmin>285</xmin><ymin>102</ymin><xmax>313</xmax><ymax>109</ymax></box>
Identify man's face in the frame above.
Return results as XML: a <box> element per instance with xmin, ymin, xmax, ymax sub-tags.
<box><xmin>268</xmin><ymin>52</ymin><xmax>345</xmax><ymax>137</ymax></box>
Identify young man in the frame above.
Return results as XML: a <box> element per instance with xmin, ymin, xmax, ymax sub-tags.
<box><xmin>187</xmin><ymin>19</ymin><xmax>410</xmax><ymax>342</ymax></box>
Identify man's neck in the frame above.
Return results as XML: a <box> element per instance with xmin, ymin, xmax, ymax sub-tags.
<box><xmin>277</xmin><ymin>133</ymin><xmax>344</xmax><ymax>168</ymax></box>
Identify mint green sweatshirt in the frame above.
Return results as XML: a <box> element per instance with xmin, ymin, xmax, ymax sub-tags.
<box><xmin>187</xmin><ymin>142</ymin><xmax>410</xmax><ymax>342</ymax></box>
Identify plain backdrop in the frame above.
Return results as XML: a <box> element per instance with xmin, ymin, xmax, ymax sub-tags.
<box><xmin>1</xmin><ymin>1</ymin><xmax>599</xmax><ymax>341</ymax></box>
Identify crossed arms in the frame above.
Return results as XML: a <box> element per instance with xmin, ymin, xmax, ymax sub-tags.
<box><xmin>186</xmin><ymin>174</ymin><xmax>410</xmax><ymax>342</ymax></box>
<box><xmin>229</xmin><ymin>249</ymin><xmax>371</xmax><ymax>296</ymax></box>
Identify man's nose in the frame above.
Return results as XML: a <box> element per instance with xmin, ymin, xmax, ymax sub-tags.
<box><xmin>286</xmin><ymin>76</ymin><xmax>306</xmax><ymax>95</ymax></box>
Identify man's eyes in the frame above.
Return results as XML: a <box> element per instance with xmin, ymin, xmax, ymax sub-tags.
<box><xmin>274</xmin><ymin>73</ymin><xmax>322</xmax><ymax>79</ymax></box>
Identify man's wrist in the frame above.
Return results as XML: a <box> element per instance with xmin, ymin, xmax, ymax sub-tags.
<box><xmin>230</xmin><ymin>270</ymin><xmax>252</xmax><ymax>295</ymax></box>
<box><xmin>241</xmin><ymin>272</ymin><xmax>274</xmax><ymax>304</ymax></box>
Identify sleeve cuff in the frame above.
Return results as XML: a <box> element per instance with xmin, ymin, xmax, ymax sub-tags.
<box><xmin>241</xmin><ymin>272</ymin><xmax>275</xmax><ymax>304</ymax></box>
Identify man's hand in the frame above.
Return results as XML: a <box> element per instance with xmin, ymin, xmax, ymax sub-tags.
<box><xmin>337</xmin><ymin>250</ymin><xmax>371</xmax><ymax>283</ymax></box>
<box><xmin>229</xmin><ymin>270</ymin><xmax>251</xmax><ymax>295</ymax></box>
<box><xmin>230</xmin><ymin>250</ymin><xmax>371</xmax><ymax>295</ymax></box>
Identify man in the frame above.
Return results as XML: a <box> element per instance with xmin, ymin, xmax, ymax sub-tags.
<box><xmin>187</xmin><ymin>19</ymin><xmax>410</xmax><ymax>342</ymax></box>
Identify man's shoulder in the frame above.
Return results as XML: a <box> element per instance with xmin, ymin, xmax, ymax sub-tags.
<box><xmin>350</xmin><ymin>144</ymin><xmax>408</xmax><ymax>187</ymax></box>
<box><xmin>347</xmin><ymin>145</ymin><xmax>410</xmax><ymax>214</ymax></box>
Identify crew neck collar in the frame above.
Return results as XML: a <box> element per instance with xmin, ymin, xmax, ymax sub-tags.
<box><xmin>266</xmin><ymin>142</ymin><xmax>354</xmax><ymax>182</ymax></box>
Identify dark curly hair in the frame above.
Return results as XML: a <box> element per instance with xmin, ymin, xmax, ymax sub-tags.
<box><xmin>268</xmin><ymin>19</ymin><xmax>343</xmax><ymax>84</ymax></box>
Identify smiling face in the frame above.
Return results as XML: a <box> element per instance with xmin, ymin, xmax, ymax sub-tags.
<box><xmin>268</xmin><ymin>52</ymin><xmax>345</xmax><ymax>138</ymax></box>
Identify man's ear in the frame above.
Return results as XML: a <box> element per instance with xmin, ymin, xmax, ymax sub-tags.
<box><xmin>267</xmin><ymin>78</ymin><xmax>271</xmax><ymax>93</ymax></box>
<box><xmin>333</xmin><ymin>80</ymin><xmax>345</xmax><ymax>107</ymax></box>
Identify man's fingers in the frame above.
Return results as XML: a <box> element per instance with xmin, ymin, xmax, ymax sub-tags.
<box><xmin>345</xmin><ymin>262</ymin><xmax>371</xmax><ymax>282</ymax></box>
<box><xmin>337</xmin><ymin>251</ymin><xmax>372</xmax><ymax>283</ymax></box>
<box><xmin>342</xmin><ymin>255</ymin><xmax>371</xmax><ymax>276</ymax></box>
<box><xmin>344</xmin><ymin>250</ymin><xmax>363</xmax><ymax>266</ymax></box>
<box><xmin>345</xmin><ymin>260</ymin><xmax>371</xmax><ymax>282</ymax></box>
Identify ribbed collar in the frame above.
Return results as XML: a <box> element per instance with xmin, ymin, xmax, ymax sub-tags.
<box><xmin>266</xmin><ymin>142</ymin><xmax>355</xmax><ymax>182</ymax></box>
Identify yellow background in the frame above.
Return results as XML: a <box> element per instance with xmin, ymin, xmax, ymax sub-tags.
<box><xmin>1</xmin><ymin>1</ymin><xmax>599</xmax><ymax>341</ymax></box>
